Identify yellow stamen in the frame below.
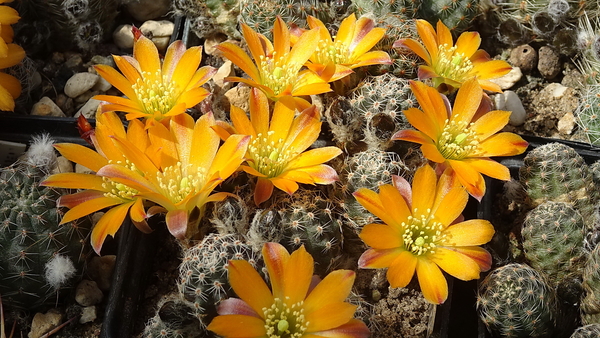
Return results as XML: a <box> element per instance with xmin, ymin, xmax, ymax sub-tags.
<box><xmin>263</xmin><ymin>298</ymin><xmax>307</xmax><ymax>338</ymax></box>
<box><xmin>401</xmin><ymin>208</ymin><xmax>447</xmax><ymax>256</ymax></box>
<box><xmin>258</xmin><ymin>52</ymin><xmax>300</xmax><ymax>96</ymax></box>
<box><xmin>437</xmin><ymin>120</ymin><xmax>479</xmax><ymax>160</ymax></box>
<box><xmin>248</xmin><ymin>131</ymin><xmax>294</xmax><ymax>178</ymax></box>
<box><xmin>131</xmin><ymin>70</ymin><xmax>178</xmax><ymax>119</ymax></box>
<box><xmin>434</xmin><ymin>44</ymin><xmax>474</xmax><ymax>82</ymax></box>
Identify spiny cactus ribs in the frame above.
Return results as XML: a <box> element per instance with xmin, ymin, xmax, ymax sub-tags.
<box><xmin>477</xmin><ymin>263</ymin><xmax>556</xmax><ymax>338</ymax></box>
<box><xmin>0</xmin><ymin>159</ymin><xmax>90</xmax><ymax>310</ymax></box>
<box><xmin>582</xmin><ymin>243</ymin><xmax>600</xmax><ymax>325</ymax></box>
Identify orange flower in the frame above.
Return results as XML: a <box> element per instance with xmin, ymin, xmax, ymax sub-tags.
<box><xmin>207</xmin><ymin>242</ymin><xmax>370</xmax><ymax>338</ymax></box>
<box><xmin>216</xmin><ymin>16</ymin><xmax>331</xmax><ymax>110</ymax></box>
<box><xmin>290</xmin><ymin>14</ymin><xmax>392</xmax><ymax>82</ymax></box>
<box><xmin>355</xmin><ymin>164</ymin><xmax>495</xmax><ymax>304</ymax></box>
<box><xmin>0</xmin><ymin>0</ymin><xmax>24</xmax><ymax>111</ymax></box>
<box><xmin>94</xmin><ymin>29</ymin><xmax>216</xmax><ymax>127</ymax></box>
<box><xmin>394</xmin><ymin>19</ymin><xmax>512</xmax><ymax>94</ymax></box>
<box><xmin>41</xmin><ymin>110</ymin><xmax>153</xmax><ymax>254</ymax></box>
<box><xmin>392</xmin><ymin>78</ymin><xmax>528</xmax><ymax>200</ymax></box>
<box><xmin>215</xmin><ymin>88</ymin><xmax>342</xmax><ymax>205</ymax></box>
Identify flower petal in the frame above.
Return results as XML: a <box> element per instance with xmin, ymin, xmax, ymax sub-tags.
<box><xmin>435</xmin><ymin>20</ymin><xmax>453</xmax><ymax>47</ymax></box>
<box><xmin>190</xmin><ymin>112</ymin><xmax>220</xmax><ymax>169</ymax></box>
<box><xmin>112</xmin><ymin>55</ymin><xmax>142</xmax><ymax>85</ymax></box>
<box><xmin>209</xmin><ymin>134</ymin><xmax>250</xmax><ymax>181</ymax></box>
<box><xmin>462</xmin><ymin>158</ymin><xmax>510</xmax><ymax>181</ymax></box>
<box><xmin>430</xmin><ymin>247</ymin><xmax>482</xmax><ymax>281</ymax></box>
<box><xmin>54</xmin><ymin>143</ymin><xmax>107</xmax><ymax>172</ymax></box>
<box><xmin>454</xmin><ymin>31</ymin><xmax>480</xmax><ymax>58</ymax></box>
<box><xmin>402</xmin><ymin>108</ymin><xmax>440</xmax><ymax>141</ymax></box>
<box><xmin>304</xmin><ymin>270</ymin><xmax>355</xmax><ymax>313</ymax></box>
<box><xmin>94</xmin><ymin>64</ymin><xmax>137</xmax><ymax>101</ymax></box>
<box><xmin>447</xmin><ymin>160</ymin><xmax>486</xmax><ymax>201</ymax></box>
<box><xmin>411</xmin><ymin>164</ymin><xmax>437</xmax><ymax>213</ymax></box>
<box><xmin>0</xmin><ymin>6</ymin><xmax>19</xmax><ymax>25</ymax></box>
<box><xmin>216</xmin><ymin>41</ymin><xmax>260</xmax><ymax>81</ymax></box>
<box><xmin>60</xmin><ymin>196</ymin><xmax>121</xmax><ymax>224</ymax></box>
<box><xmin>471</xmin><ymin>110</ymin><xmax>511</xmax><ymax>140</ymax></box>
<box><xmin>308</xmin><ymin>319</ymin><xmax>370</xmax><ymax>338</ymax></box>
<box><xmin>91</xmin><ymin>202</ymin><xmax>133</xmax><ymax>255</ymax></box>
<box><xmin>287</xmin><ymin>28</ymin><xmax>320</xmax><ymax>71</ymax></box>
<box><xmin>353</xmin><ymin>188</ymin><xmax>401</xmax><ymax>228</ymax></box>
<box><xmin>170</xmin><ymin>46</ymin><xmax>202</xmax><ymax>87</ymax></box>
<box><xmin>378</xmin><ymin>184</ymin><xmax>411</xmax><ymax>226</ymax></box>
<box><xmin>352</xmin><ymin>50</ymin><xmax>392</xmax><ymax>68</ymax></box>
<box><xmin>0</xmin><ymin>43</ymin><xmax>24</xmax><ymax>69</ymax></box>
<box><xmin>415</xmin><ymin>19</ymin><xmax>438</xmax><ymax>60</ymax></box>
<box><xmin>228</xmin><ymin>260</ymin><xmax>273</xmax><ymax>318</ymax></box>
<box><xmin>286</xmin><ymin>147</ymin><xmax>342</xmax><ymax>169</ymax></box>
<box><xmin>271</xmin><ymin>177</ymin><xmax>300</xmax><ymax>195</ymax></box>
<box><xmin>249</xmin><ymin>88</ymin><xmax>270</xmax><ymax>135</ymax></box>
<box><xmin>452</xmin><ymin>77</ymin><xmax>482</xmax><ymax>125</ymax></box>
<box><xmin>165</xmin><ymin>209</ymin><xmax>187</xmax><ymax>239</ymax></box>
<box><xmin>444</xmin><ymin>219</ymin><xmax>495</xmax><ymax>246</ymax></box>
<box><xmin>477</xmin><ymin>132</ymin><xmax>529</xmax><ymax>157</ymax></box>
<box><xmin>58</xmin><ymin>190</ymin><xmax>105</xmax><ymax>209</ymax></box>
<box><xmin>254</xmin><ymin>178</ymin><xmax>274</xmax><ymax>206</ymax></box>
<box><xmin>432</xmin><ymin>185</ymin><xmax>468</xmax><ymax>226</ymax></box>
<box><xmin>394</xmin><ymin>38</ymin><xmax>430</xmax><ymax>64</ymax></box>
<box><xmin>273</xmin><ymin>16</ymin><xmax>291</xmax><ymax>57</ymax></box>
<box><xmin>349</xmin><ymin>27</ymin><xmax>386</xmax><ymax>61</ymax></box>
<box><xmin>40</xmin><ymin>173</ymin><xmax>105</xmax><ymax>190</ymax></box>
<box><xmin>416</xmin><ymin>258</ymin><xmax>448</xmax><ymax>304</ymax></box>
<box><xmin>207</xmin><ymin>314</ymin><xmax>266</xmax><ymax>337</ymax></box>
<box><xmin>133</xmin><ymin>36</ymin><xmax>161</xmax><ymax>82</ymax></box>
<box><xmin>387</xmin><ymin>250</ymin><xmax>418</xmax><ymax>288</ymax></box>
<box><xmin>472</xmin><ymin>60</ymin><xmax>512</xmax><ymax>80</ymax></box>
<box><xmin>262</xmin><ymin>242</ymin><xmax>291</xmax><ymax>300</ymax></box>
<box><xmin>421</xmin><ymin>143</ymin><xmax>447</xmax><ymax>163</ymax></box>
<box><xmin>174</xmin><ymin>87</ymin><xmax>211</xmax><ymax>108</ymax></box>
<box><xmin>358</xmin><ymin>248</ymin><xmax>403</xmax><ymax>269</ymax></box>
<box><xmin>305</xmin><ymin>302</ymin><xmax>357</xmax><ymax>332</ymax></box>
<box><xmin>409</xmin><ymin>80</ymin><xmax>448</xmax><ymax>128</ymax></box>
<box><xmin>392</xmin><ymin>129</ymin><xmax>432</xmax><ymax>145</ymax></box>
<box><xmin>0</xmin><ymin>71</ymin><xmax>20</xmax><ymax>101</ymax></box>
<box><xmin>359</xmin><ymin>223</ymin><xmax>403</xmax><ymax>249</ymax></box>
<box><xmin>217</xmin><ymin>298</ymin><xmax>261</xmax><ymax>317</ymax></box>
<box><xmin>450</xmin><ymin>246</ymin><xmax>492</xmax><ymax>271</ymax></box>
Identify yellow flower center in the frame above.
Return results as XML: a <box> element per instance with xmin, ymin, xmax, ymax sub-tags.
<box><xmin>155</xmin><ymin>162</ymin><xmax>207</xmax><ymax>204</ymax></box>
<box><xmin>131</xmin><ymin>71</ymin><xmax>178</xmax><ymax>119</ymax></box>
<box><xmin>258</xmin><ymin>52</ymin><xmax>300</xmax><ymax>96</ymax></box>
<box><xmin>263</xmin><ymin>298</ymin><xmax>308</xmax><ymax>338</ymax></box>
<box><xmin>313</xmin><ymin>38</ymin><xmax>350</xmax><ymax>65</ymax></box>
<box><xmin>437</xmin><ymin>120</ymin><xmax>479</xmax><ymax>160</ymax></box>
<box><xmin>102</xmin><ymin>178</ymin><xmax>138</xmax><ymax>200</ymax></box>
<box><xmin>248</xmin><ymin>131</ymin><xmax>294</xmax><ymax>178</ymax></box>
<box><xmin>434</xmin><ymin>44</ymin><xmax>474</xmax><ymax>83</ymax></box>
<box><xmin>401</xmin><ymin>208</ymin><xmax>447</xmax><ymax>256</ymax></box>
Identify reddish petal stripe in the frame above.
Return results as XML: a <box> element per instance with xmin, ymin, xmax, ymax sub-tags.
<box><xmin>387</xmin><ymin>250</ymin><xmax>418</xmax><ymax>288</ymax></box>
<box><xmin>447</xmin><ymin>160</ymin><xmax>486</xmax><ymax>201</ymax></box>
<box><xmin>430</xmin><ymin>247</ymin><xmax>482</xmax><ymax>281</ymax></box>
<box><xmin>477</xmin><ymin>132</ymin><xmax>529</xmax><ymax>157</ymax></box>
<box><xmin>227</xmin><ymin>260</ymin><xmax>273</xmax><ymax>318</ymax></box>
<box><xmin>349</xmin><ymin>26</ymin><xmax>386</xmax><ymax>61</ymax></box>
<box><xmin>165</xmin><ymin>209</ymin><xmax>188</xmax><ymax>239</ymax></box>
<box><xmin>162</xmin><ymin>40</ymin><xmax>186</xmax><ymax>79</ymax></box>
<box><xmin>207</xmin><ymin>314</ymin><xmax>266</xmax><ymax>337</ymax></box>
<box><xmin>450</xmin><ymin>246</ymin><xmax>492</xmax><ymax>271</ymax></box>
<box><xmin>254</xmin><ymin>178</ymin><xmax>274</xmax><ymax>206</ymax></box>
<box><xmin>358</xmin><ymin>247</ymin><xmax>401</xmax><ymax>269</ymax></box>
<box><xmin>305</xmin><ymin>302</ymin><xmax>357</xmax><ymax>332</ymax></box>
<box><xmin>249</xmin><ymin>88</ymin><xmax>270</xmax><ymax>135</ymax></box>
<box><xmin>392</xmin><ymin>175</ymin><xmax>412</xmax><ymax>207</ymax></box>
<box><xmin>58</xmin><ymin>190</ymin><xmax>105</xmax><ymax>209</ymax></box>
<box><xmin>307</xmin><ymin>318</ymin><xmax>370</xmax><ymax>338</ymax></box>
<box><xmin>391</xmin><ymin>129</ymin><xmax>431</xmax><ymax>145</ymax></box>
<box><xmin>217</xmin><ymin>298</ymin><xmax>261</xmax><ymax>317</ymax></box>
<box><xmin>91</xmin><ymin>202</ymin><xmax>133</xmax><ymax>255</ymax></box>
<box><xmin>352</xmin><ymin>50</ymin><xmax>392</xmax><ymax>67</ymax></box>
<box><xmin>416</xmin><ymin>258</ymin><xmax>448</xmax><ymax>304</ymax></box>
<box><xmin>262</xmin><ymin>242</ymin><xmax>291</xmax><ymax>300</ymax></box>
<box><xmin>444</xmin><ymin>219</ymin><xmax>495</xmax><ymax>246</ymax></box>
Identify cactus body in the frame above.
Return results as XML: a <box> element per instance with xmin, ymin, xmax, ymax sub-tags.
<box><xmin>477</xmin><ymin>263</ymin><xmax>556</xmax><ymax>338</ymax></box>
<box><xmin>570</xmin><ymin>324</ymin><xmax>600</xmax><ymax>337</ymax></box>
<box><xmin>173</xmin><ymin>0</ymin><xmax>241</xmax><ymax>39</ymax></box>
<box><xmin>417</xmin><ymin>0</ymin><xmax>479</xmax><ymax>35</ymax></box>
<box><xmin>582</xmin><ymin>243</ymin><xmax>600</xmax><ymax>324</ymax></box>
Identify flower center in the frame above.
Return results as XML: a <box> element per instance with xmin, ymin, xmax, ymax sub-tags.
<box><xmin>155</xmin><ymin>162</ymin><xmax>207</xmax><ymax>203</ymax></box>
<box><xmin>131</xmin><ymin>71</ymin><xmax>178</xmax><ymax>119</ymax></box>
<box><xmin>401</xmin><ymin>208</ymin><xmax>447</xmax><ymax>256</ymax></box>
<box><xmin>248</xmin><ymin>131</ymin><xmax>293</xmax><ymax>178</ymax></box>
<box><xmin>313</xmin><ymin>38</ymin><xmax>349</xmax><ymax>65</ymax></box>
<box><xmin>437</xmin><ymin>120</ymin><xmax>479</xmax><ymax>160</ymax></box>
<box><xmin>102</xmin><ymin>177</ymin><xmax>138</xmax><ymax>200</ymax></box>
<box><xmin>263</xmin><ymin>298</ymin><xmax>308</xmax><ymax>338</ymax></box>
<box><xmin>434</xmin><ymin>44</ymin><xmax>474</xmax><ymax>82</ymax></box>
<box><xmin>258</xmin><ymin>52</ymin><xmax>300</xmax><ymax>96</ymax></box>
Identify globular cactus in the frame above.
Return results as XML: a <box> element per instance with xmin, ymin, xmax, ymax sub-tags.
<box><xmin>581</xmin><ymin>243</ymin><xmax>600</xmax><ymax>324</ymax></box>
<box><xmin>0</xmin><ymin>135</ymin><xmax>91</xmax><ymax>311</ymax></box>
<box><xmin>173</xmin><ymin>0</ymin><xmax>242</xmax><ymax>39</ymax></box>
<box><xmin>208</xmin><ymin>195</ymin><xmax>250</xmax><ymax>235</ymax></box>
<box><xmin>143</xmin><ymin>295</ymin><xmax>207</xmax><ymax>338</ymax></box>
<box><xmin>416</xmin><ymin>0</ymin><xmax>480</xmax><ymax>35</ymax></box>
<box><xmin>351</xmin><ymin>0</ymin><xmax>421</xmax><ymax>18</ymax></box>
<box><xmin>477</xmin><ymin>263</ymin><xmax>557</xmax><ymax>338</ymax></box>
<box><xmin>177</xmin><ymin>233</ymin><xmax>261</xmax><ymax>326</ymax></box>
<box><xmin>570</xmin><ymin>324</ymin><xmax>600</xmax><ymax>337</ymax></box>
<box><xmin>576</xmin><ymin>83</ymin><xmax>600</xmax><ymax>145</ymax></box>
<box><xmin>521</xmin><ymin>201</ymin><xmax>587</xmax><ymax>286</ymax></box>
<box><xmin>575</xmin><ymin>14</ymin><xmax>600</xmax><ymax>82</ymax></box>
<box><xmin>519</xmin><ymin>143</ymin><xmax>598</xmax><ymax>230</ymax></box>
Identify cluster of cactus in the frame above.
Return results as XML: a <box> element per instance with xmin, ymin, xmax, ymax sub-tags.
<box><xmin>173</xmin><ymin>0</ymin><xmax>242</xmax><ymax>39</ymax></box>
<box><xmin>176</xmin><ymin>233</ymin><xmax>261</xmax><ymax>326</ymax></box>
<box><xmin>581</xmin><ymin>243</ymin><xmax>600</xmax><ymax>324</ymax></box>
<box><xmin>11</xmin><ymin>0</ymin><xmax>118</xmax><ymax>56</ymax></box>
<box><xmin>577</xmin><ymin>83</ymin><xmax>600</xmax><ymax>146</ymax></box>
<box><xmin>143</xmin><ymin>295</ymin><xmax>207</xmax><ymax>338</ymax></box>
<box><xmin>0</xmin><ymin>136</ymin><xmax>90</xmax><ymax>311</ymax></box>
<box><xmin>247</xmin><ymin>190</ymin><xmax>343</xmax><ymax>276</ymax></box>
<box><xmin>571</xmin><ymin>324</ymin><xmax>600</xmax><ymax>337</ymax></box>
<box><xmin>477</xmin><ymin>263</ymin><xmax>557</xmax><ymax>338</ymax></box>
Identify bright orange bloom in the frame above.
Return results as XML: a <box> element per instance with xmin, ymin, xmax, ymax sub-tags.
<box><xmin>94</xmin><ymin>30</ymin><xmax>216</xmax><ymax>127</ymax></box>
<box><xmin>216</xmin><ymin>16</ymin><xmax>331</xmax><ymax>110</ymax></box>
<box><xmin>207</xmin><ymin>242</ymin><xmax>370</xmax><ymax>338</ymax></box>
<box><xmin>394</xmin><ymin>19</ymin><xmax>512</xmax><ymax>94</ymax></box>
<box><xmin>41</xmin><ymin>110</ymin><xmax>153</xmax><ymax>255</ymax></box>
<box><xmin>290</xmin><ymin>14</ymin><xmax>392</xmax><ymax>82</ymax></box>
<box><xmin>392</xmin><ymin>78</ymin><xmax>528</xmax><ymax>200</ymax></box>
<box><xmin>95</xmin><ymin>112</ymin><xmax>249</xmax><ymax>240</ymax></box>
<box><xmin>215</xmin><ymin>88</ymin><xmax>341</xmax><ymax>205</ymax></box>
<box><xmin>355</xmin><ymin>164</ymin><xmax>495</xmax><ymax>304</ymax></box>
<box><xmin>0</xmin><ymin>0</ymin><xmax>24</xmax><ymax>111</ymax></box>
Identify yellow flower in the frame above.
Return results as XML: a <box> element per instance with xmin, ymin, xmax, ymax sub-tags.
<box><xmin>291</xmin><ymin>14</ymin><xmax>392</xmax><ymax>82</ymax></box>
<box><xmin>394</xmin><ymin>19</ymin><xmax>512</xmax><ymax>94</ymax></box>
<box><xmin>215</xmin><ymin>88</ymin><xmax>342</xmax><ymax>206</ymax></box>
<box><xmin>0</xmin><ymin>0</ymin><xmax>24</xmax><ymax>112</ymax></box>
<box><xmin>41</xmin><ymin>110</ymin><xmax>153</xmax><ymax>254</ymax></box>
<box><xmin>355</xmin><ymin>164</ymin><xmax>495</xmax><ymax>304</ymax></box>
<box><xmin>207</xmin><ymin>242</ymin><xmax>370</xmax><ymax>338</ymax></box>
<box><xmin>392</xmin><ymin>78</ymin><xmax>528</xmax><ymax>200</ymax></box>
<box><xmin>216</xmin><ymin>16</ymin><xmax>331</xmax><ymax>110</ymax></box>
<box><xmin>94</xmin><ymin>29</ymin><xmax>216</xmax><ymax>127</ymax></box>
<box><xmin>95</xmin><ymin>112</ymin><xmax>249</xmax><ymax>240</ymax></box>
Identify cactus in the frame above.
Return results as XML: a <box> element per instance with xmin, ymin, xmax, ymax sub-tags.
<box><xmin>477</xmin><ymin>263</ymin><xmax>557</xmax><ymax>338</ymax></box>
<box><xmin>521</xmin><ymin>201</ymin><xmax>587</xmax><ymax>286</ymax></box>
<box><xmin>417</xmin><ymin>0</ymin><xmax>480</xmax><ymax>35</ymax></box>
<box><xmin>173</xmin><ymin>0</ymin><xmax>242</xmax><ymax>39</ymax></box>
<box><xmin>581</xmin><ymin>243</ymin><xmax>600</xmax><ymax>324</ymax></box>
<box><xmin>351</xmin><ymin>0</ymin><xmax>421</xmax><ymax>18</ymax></box>
<box><xmin>143</xmin><ymin>295</ymin><xmax>207</xmax><ymax>338</ymax></box>
<box><xmin>577</xmin><ymin>83</ymin><xmax>600</xmax><ymax>145</ymax></box>
<box><xmin>208</xmin><ymin>195</ymin><xmax>250</xmax><ymax>235</ymax></box>
<box><xmin>177</xmin><ymin>233</ymin><xmax>261</xmax><ymax>326</ymax></box>
<box><xmin>570</xmin><ymin>324</ymin><xmax>600</xmax><ymax>337</ymax></box>
<box><xmin>0</xmin><ymin>135</ymin><xmax>91</xmax><ymax>311</ymax></box>
<box><xmin>519</xmin><ymin>143</ymin><xmax>598</xmax><ymax>230</ymax></box>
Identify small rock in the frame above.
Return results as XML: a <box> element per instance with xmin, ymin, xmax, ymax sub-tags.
<box><xmin>75</xmin><ymin>279</ymin><xmax>104</xmax><ymax>307</ymax></box>
<box><xmin>75</xmin><ymin>163</ymin><xmax>94</xmax><ymax>174</ymax></box>
<box><xmin>140</xmin><ymin>20</ymin><xmax>174</xmax><ymax>38</ymax></box>
<box><xmin>489</xmin><ymin>67</ymin><xmax>522</xmax><ymax>90</ymax></box>
<box><xmin>52</xmin><ymin>156</ymin><xmax>73</xmax><ymax>174</ymax></box>
<box><xmin>524</xmin><ymin>82</ymin><xmax>579</xmax><ymax>136</ymax></box>
<box><xmin>126</xmin><ymin>0</ymin><xmax>171</xmax><ymax>21</ymax></box>
<box><xmin>64</xmin><ymin>53</ymin><xmax>84</xmax><ymax>70</ymax></box>
<box><xmin>74</xmin><ymin>90</ymin><xmax>98</xmax><ymax>104</ymax></box>
<box><xmin>51</xmin><ymin>52</ymin><xmax>65</xmax><ymax>64</ymax></box>
<box><xmin>31</xmin><ymin>96</ymin><xmax>65</xmax><ymax>117</ymax></box>
<box><xmin>538</xmin><ymin>46</ymin><xmax>562</xmax><ymax>80</ymax></box>
<box><xmin>547</xmin><ymin>82</ymin><xmax>568</xmax><ymax>98</ymax></box>
<box><xmin>54</xmin><ymin>94</ymin><xmax>72</xmax><ymax>112</ymax></box>
<box><xmin>494</xmin><ymin>90</ymin><xmax>527</xmax><ymax>126</ymax></box>
<box><xmin>87</xmin><ymin>255</ymin><xmax>116</xmax><ymax>291</ymax></box>
<box><xmin>30</xmin><ymin>71</ymin><xmax>42</xmax><ymax>91</ymax></box>
<box><xmin>90</xmin><ymin>55</ymin><xmax>116</xmax><ymax>68</ymax></box>
<box><xmin>74</xmin><ymin>98</ymin><xmax>101</xmax><ymax>119</ymax></box>
<box><xmin>65</xmin><ymin>73</ymin><xmax>99</xmax><ymax>98</ymax></box>
<box><xmin>213</xmin><ymin>60</ymin><xmax>234</xmax><ymax>88</ymax></box>
<box><xmin>79</xmin><ymin>306</ymin><xmax>97</xmax><ymax>324</ymax></box>
<box><xmin>509</xmin><ymin>44</ymin><xmax>537</xmax><ymax>72</ymax></box>
<box><xmin>29</xmin><ymin>309</ymin><xmax>63</xmax><ymax>338</ymax></box>
<box><xmin>224</xmin><ymin>86</ymin><xmax>251</xmax><ymax>112</ymax></box>
<box><xmin>557</xmin><ymin>111</ymin><xmax>576</xmax><ymax>135</ymax></box>
<box><xmin>151</xmin><ymin>36</ymin><xmax>171</xmax><ymax>52</ymax></box>
<box><xmin>204</xmin><ymin>34</ymin><xmax>228</xmax><ymax>55</ymax></box>
<box><xmin>92</xmin><ymin>77</ymin><xmax>112</xmax><ymax>92</ymax></box>
<box><xmin>113</xmin><ymin>24</ymin><xmax>134</xmax><ymax>49</ymax></box>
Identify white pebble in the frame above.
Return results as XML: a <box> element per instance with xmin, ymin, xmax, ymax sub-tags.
<box><xmin>64</xmin><ymin>73</ymin><xmax>99</xmax><ymax>98</ymax></box>
<box><xmin>490</xmin><ymin>67</ymin><xmax>523</xmax><ymax>90</ymax></box>
<box><xmin>113</xmin><ymin>24</ymin><xmax>134</xmax><ymax>49</ymax></box>
<box><xmin>495</xmin><ymin>90</ymin><xmax>527</xmax><ymax>126</ymax></box>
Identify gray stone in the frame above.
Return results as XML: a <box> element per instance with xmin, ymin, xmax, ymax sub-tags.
<box><xmin>87</xmin><ymin>255</ymin><xmax>116</xmax><ymax>291</ymax></box>
<box><xmin>92</xmin><ymin>77</ymin><xmax>112</xmax><ymax>92</ymax></box>
<box><xmin>75</xmin><ymin>279</ymin><xmax>104</xmax><ymax>307</ymax></box>
<box><xmin>75</xmin><ymin>162</ymin><xmax>94</xmax><ymax>174</ymax></box>
<box><xmin>509</xmin><ymin>44</ymin><xmax>537</xmax><ymax>72</ymax></box>
<box><xmin>489</xmin><ymin>67</ymin><xmax>522</xmax><ymax>90</ymax></box>
<box><xmin>494</xmin><ymin>90</ymin><xmax>527</xmax><ymax>126</ymax></box>
<box><xmin>29</xmin><ymin>309</ymin><xmax>63</xmax><ymax>338</ymax></box>
<box><xmin>126</xmin><ymin>0</ymin><xmax>171</xmax><ymax>21</ymax></box>
<box><xmin>31</xmin><ymin>96</ymin><xmax>65</xmax><ymax>117</ymax></box>
<box><xmin>79</xmin><ymin>306</ymin><xmax>97</xmax><ymax>324</ymax></box>
<box><xmin>65</xmin><ymin>73</ymin><xmax>99</xmax><ymax>98</ymax></box>
<box><xmin>74</xmin><ymin>98</ymin><xmax>101</xmax><ymax>119</ymax></box>
<box><xmin>538</xmin><ymin>46</ymin><xmax>562</xmax><ymax>80</ymax></box>
<box><xmin>113</xmin><ymin>24</ymin><xmax>134</xmax><ymax>49</ymax></box>
<box><xmin>139</xmin><ymin>20</ymin><xmax>174</xmax><ymax>38</ymax></box>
